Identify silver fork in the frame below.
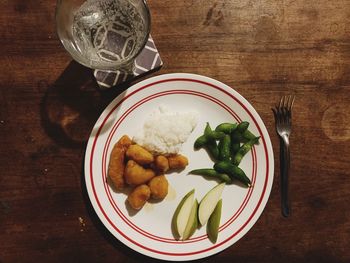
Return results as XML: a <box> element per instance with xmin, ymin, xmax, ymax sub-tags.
<box><xmin>272</xmin><ymin>95</ymin><xmax>295</xmax><ymax>217</ymax></box>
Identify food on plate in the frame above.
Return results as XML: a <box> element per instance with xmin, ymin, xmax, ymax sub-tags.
<box><xmin>214</xmin><ymin>161</ymin><xmax>251</xmax><ymax>187</ymax></box>
<box><xmin>148</xmin><ymin>175</ymin><xmax>169</xmax><ymax>199</ymax></box>
<box><xmin>207</xmin><ymin>199</ymin><xmax>222</xmax><ymax>243</ymax></box>
<box><xmin>230</xmin><ymin>121</ymin><xmax>259</xmax><ymax>146</ymax></box>
<box><xmin>172</xmin><ymin>189</ymin><xmax>198</xmax><ymax>240</ymax></box>
<box><xmin>168</xmin><ymin>154</ymin><xmax>189</xmax><ymax>170</ymax></box>
<box><xmin>133</xmin><ymin>105</ymin><xmax>198</xmax><ymax>155</ymax></box>
<box><xmin>192</xmin><ymin>121</ymin><xmax>259</xmax><ymax>186</ymax></box>
<box><xmin>107</xmin><ymin>130</ymin><xmax>190</xmax><ymax>211</ymax></box>
<box><xmin>126</xmin><ymin>144</ymin><xmax>154</xmax><ymax>165</ymax></box>
<box><xmin>194</xmin><ymin>123</ymin><xmax>225</xmax><ymax>149</ymax></box>
<box><xmin>215</xmin><ymin>122</ymin><xmax>237</xmax><ymax>134</ymax></box>
<box><xmin>189</xmin><ymin>169</ymin><xmax>231</xmax><ymax>184</ymax></box>
<box><xmin>194</xmin><ymin>123</ymin><xmax>223</xmax><ymax>159</ymax></box>
<box><xmin>181</xmin><ymin>198</ymin><xmax>198</xmax><ymax>241</ymax></box>
<box><xmin>218</xmin><ymin>134</ymin><xmax>231</xmax><ymax>161</ymax></box>
<box><xmin>172</xmin><ymin>185</ymin><xmax>224</xmax><ymax>242</ymax></box>
<box><xmin>124</xmin><ymin>160</ymin><xmax>156</xmax><ymax>186</ymax></box>
<box><xmin>198</xmin><ymin>183</ymin><xmax>225</xmax><ymax>226</ymax></box>
<box><xmin>153</xmin><ymin>155</ymin><xmax>169</xmax><ymax>173</ymax></box>
<box><xmin>107</xmin><ymin>135</ymin><xmax>132</xmax><ymax>189</ymax></box>
<box><xmin>127</xmin><ymin>184</ymin><xmax>151</xmax><ymax>210</ymax></box>
<box><xmin>232</xmin><ymin>137</ymin><xmax>259</xmax><ymax>165</ymax></box>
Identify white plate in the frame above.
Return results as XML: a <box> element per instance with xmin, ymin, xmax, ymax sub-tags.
<box><xmin>84</xmin><ymin>73</ymin><xmax>274</xmax><ymax>261</ymax></box>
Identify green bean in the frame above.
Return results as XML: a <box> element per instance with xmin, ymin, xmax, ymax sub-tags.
<box><xmin>232</xmin><ymin>137</ymin><xmax>260</xmax><ymax>165</ymax></box>
<box><xmin>231</xmin><ymin>132</ymin><xmax>244</xmax><ymax>143</ymax></box>
<box><xmin>231</xmin><ymin>131</ymin><xmax>259</xmax><ymax>145</ymax></box>
<box><xmin>231</xmin><ymin>142</ymin><xmax>240</xmax><ymax>157</ymax></box>
<box><xmin>194</xmin><ymin>135</ymin><xmax>207</xmax><ymax>149</ymax></box>
<box><xmin>194</xmin><ymin>123</ymin><xmax>224</xmax><ymax>149</ymax></box>
<box><xmin>206</xmin><ymin>140</ymin><xmax>219</xmax><ymax>160</ymax></box>
<box><xmin>214</xmin><ymin>161</ymin><xmax>251</xmax><ymax>187</ymax></box>
<box><xmin>189</xmin><ymin>169</ymin><xmax>232</xmax><ymax>184</ymax></box>
<box><xmin>215</xmin><ymin>123</ymin><xmax>237</xmax><ymax>134</ymax></box>
<box><xmin>230</xmin><ymin>121</ymin><xmax>260</xmax><ymax>146</ymax></box>
<box><xmin>218</xmin><ymin>135</ymin><xmax>231</xmax><ymax>161</ymax></box>
<box><xmin>204</xmin><ymin>122</ymin><xmax>225</xmax><ymax>140</ymax></box>
<box><xmin>231</xmin><ymin>122</ymin><xmax>248</xmax><ymax>143</ymax></box>
<box><xmin>243</xmin><ymin>130</ymin><xmax>260</xmax><ymax>145</ymax></box>
<box><xmin>208</xmin><ymin>132</ymin><xmax>225</xmax><ymax>140</ymax></box>
<box><xmin>229</xmin><ymin>122</ymin><xmax>246</xmax><ymax>158</ymax></box>
<box><xmin>236</xmin><ymin>121</ymin><xmax>249</xmax><ymax>133</ymax></box>
<box><xmin>201</xmin><ymin>123</ymin><xmax>220</xmax><ymax>159</ymax></box>
<box><xmin>204</xmin><ymin>122</ymin><xmax>213</xmax><ymax>136</ymax></box>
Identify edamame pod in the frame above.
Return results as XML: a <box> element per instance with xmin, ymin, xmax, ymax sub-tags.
<box><xmin>215</xmin><ymin>123</ymin><xmax>237</xmax><ymax>134</ymax></box>
<box><xmin>190</xmin><ymin>169</ymin><xmax>232</xmax><ymax>184</ymax></box>
<box><xmin>203</xmin><ymin>123</ymin><xmax>220</xmax><ymax>159</ymax></box>
<box><xmin>230</xmin><ymin>122</ymin><xmax>248</xmax><ymax>157</ymax></box>
<box><xmin>231</xmin><ymin>142</ymin><xmax>240</xmax><ymax>157</ymax></box>
<box><xmin>214</xmin><ymin>161</ymin><xmax>251</xmax><ymax>187</ymax></box>
<box><xmin>236</xmin><ymin>121</ymin><xmax>249</xmax><ymax>133</ymax></box>
<box><xmin>207</xmin><ymin>140</ymin><xmax>219</xmax><ymax>160</ymax></box>
<box><xmin>243</xmin><ymin>130</ymin><xmax>260</xmax><ymax>145</ymax></box>
<box><xmin>194</xmin><ymin>135</ymin><xmax>207</xmax><ymax>149</ymax></box>
<box><xmin>231</xmin><ymin>122</ymin><xmax>249</xmax><ymax>143</ymax></box>
<box><xmin>194</xmin><ymin>124</ymin><xmax>224</xmax><ymax>149</ymax></box>
<box><xmin>204</xmin><ymin>122</ymin><xmax>225</xmax><ymax>140</ymax></box>
<box><xmin>232</xmin><ymin>137</ymin><xmax>260</xmax><ymax>165</ymax></box>
<box><xmin>218</xmin><ymin>135</ymin><xmax>231</xmax><ymax>161</ymax></box>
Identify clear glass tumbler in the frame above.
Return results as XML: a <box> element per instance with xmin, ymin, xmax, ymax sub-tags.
<box><xmin>56</xmin><ymin>0</ymin><xmax>151</xmax><ymax>72</ymax></box>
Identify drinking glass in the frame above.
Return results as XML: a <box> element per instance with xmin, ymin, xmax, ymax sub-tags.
<box><xmin>56</xmin><ymin>0</ymin><xmax>151</xmax><ymax>72</ymax></box>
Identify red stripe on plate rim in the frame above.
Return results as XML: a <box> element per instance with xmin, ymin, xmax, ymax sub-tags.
<box><xmin>101</xmin><ymin>90</ymin><xmax>257</xmax><ymax>243</ymax></box>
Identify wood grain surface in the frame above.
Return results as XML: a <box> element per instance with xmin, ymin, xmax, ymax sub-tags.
<box><xmin>1</xmin><ymin>0</ymin><xmax>349</xmax><ymax>262</ymax></box>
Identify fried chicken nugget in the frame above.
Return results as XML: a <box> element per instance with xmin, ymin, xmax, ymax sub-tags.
<box><xmin>154</xmin><ymin>155</ymin><xmax>169</xmax><ymax>173</ymax></box>
<box><xmin>108</xmin><ymin>135</ymin><xmax>132</xmax><ymax>189</ymax></box>
<box><xmin>167</xmin><ymin>154</ymin><xmax>189</xmax><ymax>170</ymax></box>
<box><xmin>126</xmin><ymin>144</ymin><xmax>154</xmax><ymax>165</ymax></box>
<box><xmin>148</xmin><ymin>175</ymin><xmax>168</xmax><ymax>199</ymax></box>
<box><xmin>124</xmin><ymin>160</ymin><xmax>155</xmax><ymax>186</ymax></box>
<box><xmin>127</xmin><ymin>184</ymin><xmax>151</xmax><ymax>210</ymax></box>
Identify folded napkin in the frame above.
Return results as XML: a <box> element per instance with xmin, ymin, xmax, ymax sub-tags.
<box><xmin>93</xmin><ymin>35</ymin><xmax>163</xmax><ymax>89</ymax></box>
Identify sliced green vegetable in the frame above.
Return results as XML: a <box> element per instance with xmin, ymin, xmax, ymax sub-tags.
<box><xmin>182</xmin><ymin>199</ymin><xmax>199</xmax><ymax>240</ymax></box>
<box><xmin>207</xmin><ymin>199</ymin><xmax>222</xmax><ymax>243</ymax></box>
<box><xmin>172</xmin><ymin>189</ymin><xmax>195</xmax><ymax>239</ymax></box>
<box><xmin>198</xmin><ymin>183</ymin><xmax>225</xmax><ymax>226</ymax></box>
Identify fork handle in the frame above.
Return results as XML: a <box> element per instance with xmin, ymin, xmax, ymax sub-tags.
<box><xmin>280</xmin><ymin>135</ymin><xmax>290</xmax><ymax>217</ymax></box>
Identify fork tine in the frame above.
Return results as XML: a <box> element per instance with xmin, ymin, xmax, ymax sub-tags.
<box><xmin>279</xmin><ymin>96</ymin><xmax>284</xmax><ymax>109</ymax></box>
<box><xmin>289</xmin><ymin>95</ymin><xmax>295</xmax><ymax>111</ymax></box>
<box><xmin>283</xmin><ymin>95</ymin><xmax>289</xmax><ymax>109</ymax></box>
<box><xmin>286</xmin><ymin>95</ymin><xmax>291</xmax><ymax>109</ymax></box>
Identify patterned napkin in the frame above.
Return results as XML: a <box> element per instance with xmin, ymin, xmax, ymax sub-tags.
<box><xmin>93</xmin><ymin>35</ymin><xmax>163</xmax><ymax>89</ymax></box>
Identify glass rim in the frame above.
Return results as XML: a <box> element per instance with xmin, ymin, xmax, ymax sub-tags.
<box><xmin>55</xmin><ymin>0</ymin><xmax>152</xmax><ymax>71</ymax></box>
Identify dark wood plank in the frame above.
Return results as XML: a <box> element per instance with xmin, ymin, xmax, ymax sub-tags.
<box><xmin>0</xmin><ymin>0</ymin><xmax>349</xmax><ymax>262</ymax></box>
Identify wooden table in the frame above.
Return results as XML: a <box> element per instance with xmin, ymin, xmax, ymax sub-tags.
<box><xmin>1</xmin><ymin>0</ymin><xmax>349</xmax><ymax>262</ymax></box>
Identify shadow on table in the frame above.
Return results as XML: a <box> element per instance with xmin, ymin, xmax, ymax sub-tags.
<box><xmin>80</xmin><ymin>164</ymin><xmax>170</xmax><ymax>263</ymax></box>
<box><xmin>40</xmin><ymin>60</ymin><xmax>129</xmax><ymax>148</ymax></box>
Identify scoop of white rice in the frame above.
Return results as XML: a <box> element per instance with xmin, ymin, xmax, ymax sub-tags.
<box><xmin>133</xmin><ymin>105</ymin><xmax>199</xmax><ymax>155</ymax></box>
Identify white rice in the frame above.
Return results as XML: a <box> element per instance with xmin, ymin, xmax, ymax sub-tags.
<box><xmin>133</xmin><ymin>105</ymin><xmax>199</xmax><ymax>155</ymax></box>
